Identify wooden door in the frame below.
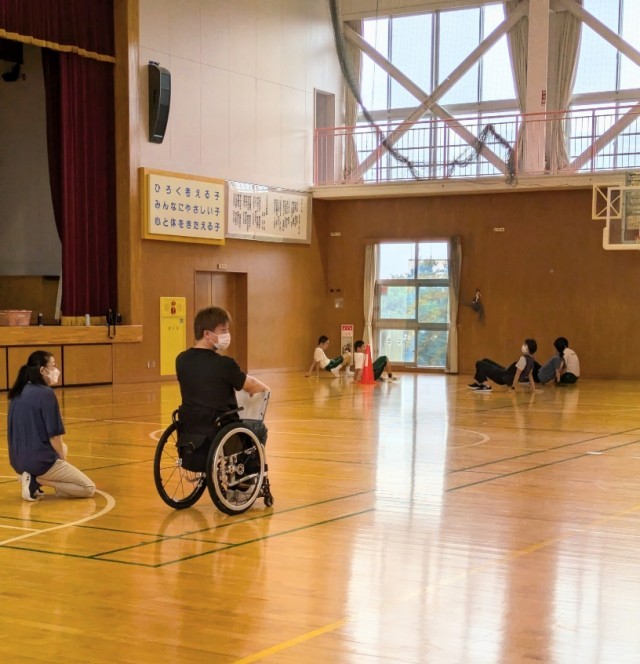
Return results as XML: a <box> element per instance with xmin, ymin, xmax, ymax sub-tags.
<box><xmin>315</xmin><ymin>89</ymin><xmax>336</xmax><ymax>184</ymax></box>
<box><xmin>194</xmin><ymin>271</ymin><xmax>248</xmax><ymax>371</ymax></box>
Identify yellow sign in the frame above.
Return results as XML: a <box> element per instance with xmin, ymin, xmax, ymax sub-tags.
<box><xmin>160</xmin><ymin>297</ymin><xmax>187</xmax><ymax>376</ymax></box>
<box><xmin>141</xmin><ymin>168</ymin><xmax>225</xmax><ymax>245</ymax></box>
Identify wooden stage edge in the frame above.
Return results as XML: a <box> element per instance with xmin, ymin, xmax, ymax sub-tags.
<box><xmin>0</xmin><ymin>325</ymin><xmax>143</xmax><ymax>345</ymax></box>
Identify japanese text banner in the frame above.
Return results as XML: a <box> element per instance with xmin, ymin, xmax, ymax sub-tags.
<box><xmin>227</xmin><ymin>181</ymin><xmax>311</xmax><ymax>244</ymax></box>
<box><xmin>141</xmin><ymin>169</ymin><xmax>225</xmax><ymax>245</ymax></box>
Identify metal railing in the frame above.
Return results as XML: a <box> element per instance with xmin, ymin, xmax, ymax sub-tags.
<box><xmin>314</xmin><ymin>105</ymin><xmax>640</xmax><ymax>186</ymax></box>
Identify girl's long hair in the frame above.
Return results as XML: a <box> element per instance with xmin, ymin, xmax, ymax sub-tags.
<box><xmin>8</xmin><ymin>350</ymin><xmax>51</xmax><ymax>399</ymax></box>
<box><xmin>553</xmin><ymin>337</ymin><xmax>569</xmax><ymax>358</ymax></box>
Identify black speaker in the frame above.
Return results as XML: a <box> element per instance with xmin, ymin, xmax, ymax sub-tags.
<box><xmin>148</xmin><ymin>61</ymin><xmax>171</xmax><ymax>143</ymax></box>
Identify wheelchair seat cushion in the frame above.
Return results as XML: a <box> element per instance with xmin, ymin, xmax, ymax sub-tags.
<box><xmin>177</xmin><ymin>431</ymin><xmax>212</xmax><ymax>472</ymax></box>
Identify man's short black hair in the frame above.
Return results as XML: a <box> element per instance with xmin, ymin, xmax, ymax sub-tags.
<box><xmin>194</xmin><ymin>307</ymin><xmax>231</xmax><ymax>340</ymax></box>
<box><xmin>318</xmin><ymin>335</ymin><xmax>329</xmax><ymax>344</ymax></box>
<box><xmin>524</xmin><ymin>338</ymin><xmax>537</xmax><ymax>355</ymax></box>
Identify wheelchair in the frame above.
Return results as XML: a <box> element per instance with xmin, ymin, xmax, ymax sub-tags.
<box><xmin>153</xmin><ymin>391</ymin><xmax>273</xmax><ymax>515</ymax></box>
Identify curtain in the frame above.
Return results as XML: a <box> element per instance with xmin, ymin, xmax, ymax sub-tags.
<box><xmin>343</xmin><ymin>20</ymin><xmax>362</xmax><ymax>182</ymax></box>
<box><xmin>504</xmin><ymin>1</ymin><xmax>528</xmax><ymax>172</ymax></box>
<box><xmin>445</xmin><ymin>236</ymin><xmax>462</xmax><ymax>374</ymax></box>
<box><xmin>42</xmin><ymin>49</ymin><xmax>117</xmax><ymax>316</ymax></box>
<box><xmin>0</xmin><ymin>0</ymin><xmax>114</xmax><ymax>59</ymax></box>
<box><xmin>546</xmin><ymin>3</ymin><xmax>582</xmax><ymax>171</ymax></box>
<box><xmin>363</xmin><ymin>244</ymin><xmax>377</xmax><ymax>353</ymax></box>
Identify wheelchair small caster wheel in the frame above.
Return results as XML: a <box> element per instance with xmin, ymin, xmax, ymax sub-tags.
<box><xmin>264</xmin><ymin>495</ymin><xmax>274</xmax><ymax>507</ymax></box>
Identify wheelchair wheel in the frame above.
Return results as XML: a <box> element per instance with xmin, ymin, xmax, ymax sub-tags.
<box><xmin>154</xmin><ymin>422</ymin><xmax>207</xmax><ymax>509</ymax></box>
<box><xmin>206</xmin><ymin>425</ymin><xmax>265</xmax><ymax>515</ymax></box>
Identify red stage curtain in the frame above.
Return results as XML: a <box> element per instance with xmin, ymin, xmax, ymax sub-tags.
<box><xmin>0</xmin><ymin>0</ymin><xmax>114</xmax><ymax>57</ymax></box>
<box><xmin>42</xmin><ymin>49</ymin><xmax>117</xmax><ymax>316</ymax></box>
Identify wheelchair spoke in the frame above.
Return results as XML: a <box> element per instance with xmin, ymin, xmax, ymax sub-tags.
<box><xmin>207</xmin><ymin>426</ymin><xmax>266</xmax><ymax>514</ymax></box>
<box><xmin>154</xmin><ymin>422</ymin><xmax>207</xmax><ymax>508</ymax></box>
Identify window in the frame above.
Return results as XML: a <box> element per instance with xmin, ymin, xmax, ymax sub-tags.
<box><xmin>353</xmin><ymin>0</ymin><xmax>640</xmax><ymax>180</ymax></box>
<box><xmin>357</xmin><ymin>3</ymin><xmax>518</xmax><ymax>181</ymax></box>
<box><xmin>573</xmin><ymin>0</ymin><xmax>620</xmax><ymax>95</ymax></box>
<box><xmin>570</xmin><ymin>0</ymin><xmax>640</xmax><ymax>170</ymax></box>
<box><xmin>376</xmin><ymin>241</ymin><xmax>450</xmax><ymax>368</ymax></box>
<box><xmin>360</xmin><ymin>4</ymin><xmax>517</xmax><ymax>117</ymax></box>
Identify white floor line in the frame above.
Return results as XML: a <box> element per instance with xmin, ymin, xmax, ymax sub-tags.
<box><xmin>0</xmin><ymin>489</ymin><xmax>116</xmax><ymax>547</ymax></box>
<box><xmin>64</xmin><ymin>453</ymin><xmax>142</xmax><ymax>462</ymax></box>
<box><xmin>105</xmin><ymin>419</ymin><xmax>166</xmax><ymax>426</ymax></box>
<box><xmin>0</xmin><ymin>525</ymin><xmax>38</xmax><ymax>532</ymax></box>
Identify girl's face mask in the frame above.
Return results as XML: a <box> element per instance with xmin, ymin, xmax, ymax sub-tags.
<box><xmin>45</xmin><ymin>367</ymin><xmax>60</xmax><ymax>385</ymax></box>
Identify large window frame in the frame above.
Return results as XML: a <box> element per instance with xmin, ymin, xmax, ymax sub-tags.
<box><xmin>361</xmin><ymin>4</ymin><xmax>517</xmax><ymax>118</ymax></box>
<box><xmin>355</xmin><ymin>0</ymin><xmax>640</xmax><ymax>179</ymax></box>
<box><xmin>375</xmin><ymin>241</ymin><xmax>450</xmax><ymax>369</ymax></box>
<box><xmin>358</xmin><ymin>3</ymin><xmax>519</xmax><ymax>182</ymax></box>
<box><xmin>569</xmin><ymin>0</ymin><xmax>640</xmax><ymax>171</ymax></box>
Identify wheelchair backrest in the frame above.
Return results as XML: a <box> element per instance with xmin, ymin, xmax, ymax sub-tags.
<box><xmin>234</xmin><ymin>390</ymin><xmax>270</xmax><ymax>422</ymax></box>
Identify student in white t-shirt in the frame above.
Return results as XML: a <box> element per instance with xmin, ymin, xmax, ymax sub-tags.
<box><xmin>305</xmin><ymin>336</ymin><xmax>351</xmax><ymax>377</ymax></box>
<box><xmin>561</xmin><ymin>344</ymin><xmax>580</xmax><ymax>384</ymax></box>
<box><xmin>536</xmin><ymin>337</ymin><xmax>580</xmax><ymax>385</ymax></box>
<box><xmin>353</xmin><ymin>340</ymin><xmax>397</xmax><ymax>382</ymax></box>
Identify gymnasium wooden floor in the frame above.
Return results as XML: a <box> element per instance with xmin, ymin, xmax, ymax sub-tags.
<box><xmin>1</xmin><ymin>373</ymin><xmax>640</xmax><ymax>663</ymax></box>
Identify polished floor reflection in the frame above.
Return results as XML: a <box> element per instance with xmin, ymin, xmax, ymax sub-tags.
<box><xmin>1</xmin><ymin>373</ymin><xmax>640</xmax><ymax>663</ymax></box>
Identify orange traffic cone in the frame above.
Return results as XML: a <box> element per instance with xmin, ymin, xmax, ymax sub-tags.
<box><xmin>360</xmin><ymin>344</ymin><xmax>375</xmax><ymax>384</ymax></box>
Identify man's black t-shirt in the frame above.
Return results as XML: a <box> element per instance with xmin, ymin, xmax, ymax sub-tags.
<box><xmin>175</xmin><ymin>347</ymin><xmax>246</xmax><ymax>429</ymax></box>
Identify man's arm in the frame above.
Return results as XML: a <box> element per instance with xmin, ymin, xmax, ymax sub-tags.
<box><xmin>305</xmin><ymin>360</ymin><xmax>318</xmax><ymax>377</ymax></box>
<box><xmin>242</xmin><ymin>374</ymin><xmax>270</xmax><ymax>395</ymax></box>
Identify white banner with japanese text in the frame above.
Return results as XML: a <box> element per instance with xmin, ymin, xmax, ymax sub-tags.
<box><xmin>227</xmin><ymin>181</ymin><xmax>311</xmax><ymax>244</ymax></box>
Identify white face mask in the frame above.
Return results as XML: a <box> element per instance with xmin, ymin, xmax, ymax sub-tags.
<box><xmin>214</xmin><ymin>332</ymin><xmax>231</xmax><ymax>351</ymax></box>
<box><xmin>521</xmin><ymin>344</ymin><xmax>529</xmax><ymax>354</ymax></box>
<box><xmin>46</xmin><ymin>367</ymin><xmax>60</xmax><ymax>385</ymax></box>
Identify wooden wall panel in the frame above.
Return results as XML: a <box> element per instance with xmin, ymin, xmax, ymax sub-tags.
<box><xmin>109</xmin><ymin>1</ymin><xmax>326</xmax><ymax>384</ymax></box>
<box><xmin>113</xmin><ymin>234</ymin><xmax>326</xmax><ymax>383</ymax></box>
<box><xmin>0</xmin><ymin>276</ymin><xmax>59</xmax><ymax>324</ymax></box>
<box><xmin>0</xmin><ymin>348</ymin><xmax>6</xmax><ymax>390</ymax></box>
<box><xmin>114</xmin><ymin>0</ymin><xmax>141</xmax><ymax>326</ymax></box>
<box><xmin>7</xmin><ymin>346</ymin><xmax>63</xmax><ymax>386</ymax></box>
<box><xmin>63</xmin><ymin>345</ymin><xmax>113</xmax><ymax>385</ymax></box>
<box><xmin>312</xmin><ymin>189</ymin><xmax>640</xmax><ymax>379</ymax></box>
<box><xmin>194</xmin><ymin>271</ymin><xmax>248</xmax><ymax>373</ymax></box>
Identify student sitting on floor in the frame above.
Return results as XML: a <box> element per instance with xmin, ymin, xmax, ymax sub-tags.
<box><xmin>305</xmin><ymin>335</ymin><xmax>352</xmax><ymax>377</ymax></box>
<box><xmin>536</xmin><ymin>337</ymin><xmax>580</xmax><ymax>385</ymax></box>
<box><xmin>7</xmin><ymin>350</ymin><xmax>96</xmax><ymax>501</ymax></box>
<box><xmin>352</xmin><ymin>340</ymin><xmax>398</xmax><ymax>382</ymax></box>
<box><xmin>469</xmin><ymin>339</ymin><xmax>537</xmax><ymax>392</ymax></box>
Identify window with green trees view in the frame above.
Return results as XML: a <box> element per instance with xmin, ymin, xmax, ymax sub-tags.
<box><xmin>377</xmin><ymin>242</ymin><xmax>449</xmax><ymax>368</ymax></box>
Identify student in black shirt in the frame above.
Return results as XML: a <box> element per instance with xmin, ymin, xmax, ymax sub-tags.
<box><xmin>175</xmin><ymin>306</ymin><xmax>270</xmax><ymax>443</ymax></box>
<box><xmin>468</xmin><ymin>339</ymin><xmax>538</xmax><ymax>392</ymax></box>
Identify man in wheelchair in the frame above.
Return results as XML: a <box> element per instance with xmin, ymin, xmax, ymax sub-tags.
<box><xmin>175</xmin><ymin>306</ymin><xmax>270</xmax><ymax>472</ymax></box>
